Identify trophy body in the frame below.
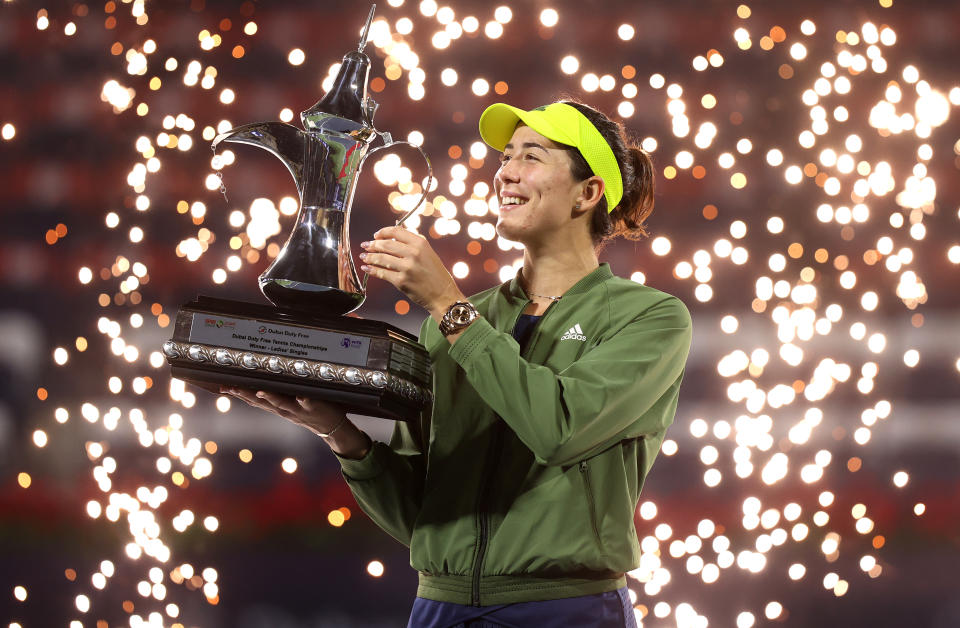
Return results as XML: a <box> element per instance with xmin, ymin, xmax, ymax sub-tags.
<box><xmin>252</xmin><ymin>123</ymin><xmax>369</xmax><ymax>314</ymax></box>
<box><xmin>163</xmin><ymin>7</ymin><xmax>432</xmax><ymax>421</ymax></box>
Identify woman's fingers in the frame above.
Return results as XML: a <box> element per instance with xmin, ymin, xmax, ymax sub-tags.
<box><xmin>221</xmin><ymin>387</ymin><xmax>341</xmax><ymax>421</ymax></box>
<box><xmin>222</xmin><ymin>386</ymin><xmax>261</xmax><ymax>406</ymax></box>
<box><xmin>360</xmin><ymin>260</ymin><xmax>403</xmax><ymax>286</ymax></box>
<box><xmin>360</xmin><ymin>250</ymin><xmax>407</xmax><ymax>272</ymax></box>
<box><xmin>361</xmin><ymin>237</ymin><xmax>412</xmax><ymax>258</ymax></box>
<box><xmin>221</xmin><ymin>387</ymin><xmax>294</xmax><ymax>417</ymax></box>
<box><xmin>296</xmin><ymin>395</ymin><xmax>344</xmax><ymax>416</ymax></box>
<box><xmin>256</xmin><ymin>390</ymin><xmax>302</xmax><ymax>415</ymax></box>
<box><xmin>360</xmin><ymin>238</ymin><xmax>415</xmax><ymax>273</ymax></box>
<box><xmin>373</xmin><ymin>225</ymin><xmax>418</xmax><ymax>245</ymax></box>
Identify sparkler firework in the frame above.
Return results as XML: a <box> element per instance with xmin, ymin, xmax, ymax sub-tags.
<box><xmin>3</xmin><ymin>0</ymin><xmax>959</xmax><ymax>626</ymax></box>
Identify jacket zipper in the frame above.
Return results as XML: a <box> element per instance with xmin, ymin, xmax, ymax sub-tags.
<box><xmin>579</xmin><ymin>460</ymin><xmax>603</xmax><ymax>547</ymax></box>
<box><xmin>470</xmin><ymin>298</ymin><xmax>559</xmax><ymax>606</ymax></box>
<box><xmin>471</xmin><ymin>423</ymin><xmax>502</xmax><ymax>606</ymax></box>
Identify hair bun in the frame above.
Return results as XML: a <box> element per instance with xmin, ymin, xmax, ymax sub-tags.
<box><xmin>560</xmin><ymin>101</ymin><xmax>655</xmax><ymax>250</ymax></box>
<box><xmin>612</xmin><ymin>145</ymin><xmax>654</xmax><ymax>241</ymax></box>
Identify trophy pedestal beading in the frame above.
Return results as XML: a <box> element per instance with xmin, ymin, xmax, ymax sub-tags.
<box><xmin>163</xmin><ymin>297</ymin><xmax>431</xmax><ymax>422</ymax></box>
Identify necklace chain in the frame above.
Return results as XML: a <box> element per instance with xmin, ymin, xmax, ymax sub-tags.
<box><xmin>519</xmin><ymin>269</ymin><xmax>563</xmax><ymax>301</ymax></box>
<box><xmin>527</xmin><ymin>290</ymin><xmax>563</xmax><ymax>301</ymax></box>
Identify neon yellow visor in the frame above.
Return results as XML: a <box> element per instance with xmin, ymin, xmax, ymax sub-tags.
<box><xmin>478</xmin><ymin>102</ymin><xmax>623</xmax><ymax>212</ymax></box>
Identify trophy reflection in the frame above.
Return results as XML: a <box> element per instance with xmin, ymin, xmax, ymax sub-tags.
<box><xmin>162</xmin><ymin>6</ymin><xmax>432</xmax><ymax>421</ymax></box>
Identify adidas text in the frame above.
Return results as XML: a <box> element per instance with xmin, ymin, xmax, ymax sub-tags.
<box><xmin>561</xmin><ymin>323</ymin><xmax>587</xmax><ymax>342</ymax></box>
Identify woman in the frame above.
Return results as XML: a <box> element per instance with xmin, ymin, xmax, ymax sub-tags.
<box><xmin>226</xmin><ymin>101</ymin><xmax>692</xmax><ymax>627</ymax></box>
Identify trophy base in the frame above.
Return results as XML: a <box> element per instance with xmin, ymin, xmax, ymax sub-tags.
<box><xmin>163</xmin><ymin>296</ymin><xmax>432</xmax><ymax>422</ymax></box>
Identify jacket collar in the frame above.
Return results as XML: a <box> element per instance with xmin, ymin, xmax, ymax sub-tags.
<box><xmin>507</xmin><ymin>262</ymin><xmax>614</xmax><ymax>301</ymax></box>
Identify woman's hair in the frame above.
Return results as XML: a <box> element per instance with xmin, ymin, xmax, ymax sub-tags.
<box><xmin>560</xmin><ymin>100</ymin><xmax>655</xmax><ymax>252</ymax></box>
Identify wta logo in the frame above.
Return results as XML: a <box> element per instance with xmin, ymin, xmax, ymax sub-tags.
<box><xmin>561</xmin><ymin>323</ymin><xmax>587</xmax><ymax>342</ymax></box>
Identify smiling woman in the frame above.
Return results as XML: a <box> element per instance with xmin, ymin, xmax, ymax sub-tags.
<box><xmin>483</xmin><ymin>100</ymin><xmax>655</xmax><ymax>254</ymax></box>
<box><xmin>228</xmin><ymin>101</ymin><xmax>692</xmax><ymax>628</ymax></box>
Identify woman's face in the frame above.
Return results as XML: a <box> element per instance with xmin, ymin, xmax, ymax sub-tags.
<box><xmin>493</xmin><ymin>124</ymin><xmax>583</xmax><ymax>244</ymax></box>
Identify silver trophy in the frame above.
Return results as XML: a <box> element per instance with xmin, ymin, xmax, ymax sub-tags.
<box><xmin>163</xmin><ymin>6</ymin><xmax>433</xmax><ymax>421</ymax></box>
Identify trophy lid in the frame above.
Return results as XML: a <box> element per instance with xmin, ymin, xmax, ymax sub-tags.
<box><xmin>301</xmin><ymin>5</ymin><xmax>377</xmax><ymax>133</ymax></box>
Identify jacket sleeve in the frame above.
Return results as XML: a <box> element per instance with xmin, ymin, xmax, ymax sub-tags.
<box><xmin>333</xmin><ymin>318</ymin><xmax>432</xmax><ymax>546</ymax></box>
<box><xmin>447</xmin><ymin>295</ymin><xmax>692</xmax><ymax>467</ymax></box>
<box><xmin>334</xmin><ymin>416</ymin><xmax>426</xmax><ymax>547</ymax></box>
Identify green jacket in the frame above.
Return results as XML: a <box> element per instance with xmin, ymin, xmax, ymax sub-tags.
<box><xmin>336</xmin><ymin>263</ymin><xmax>692</xmax><ymax>605</ymax></box>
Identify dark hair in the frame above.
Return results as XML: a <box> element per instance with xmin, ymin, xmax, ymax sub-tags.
<box><xmin>560</xmin><ymin>100</ymin><xmax>655</xmax><ymax>252</ymax></box>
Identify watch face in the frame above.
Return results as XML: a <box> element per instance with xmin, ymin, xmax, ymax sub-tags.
<box><xmin>451</xmin><ymin>304</ymin><xmax>473</xmax><ymax>324</ymax></box>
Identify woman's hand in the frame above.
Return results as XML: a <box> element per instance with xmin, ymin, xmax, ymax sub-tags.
<box><xmin>221</xmin><ymin>387</ymin><xmax>371</xmax><ymax>459</ymax></box>
<box><xmin>359</xmin><ymin>226</ymin><xmax>466</xmax><ymax>319</ymax></box>
<box><xmin>223</xmin><ymin>386</ymin><xmax>343</xmax><ymax>432</ymax></box>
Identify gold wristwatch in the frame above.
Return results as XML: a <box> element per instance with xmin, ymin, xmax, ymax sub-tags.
<box><xmin>439</xmin><ymin>301</ymin><xmax>479</xmax><ymax>337</ymax></box>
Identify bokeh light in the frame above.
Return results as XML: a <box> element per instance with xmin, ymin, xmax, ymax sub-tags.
<box><xmin>4</xmin><ymin>1</ymin><xmax>958</xmax><ymax>626</ymax></box>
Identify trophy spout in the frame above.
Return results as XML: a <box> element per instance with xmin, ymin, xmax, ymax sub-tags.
<box><xmin>301</xmin><ymin>7</ymin><xmax>377</xmax><ymax>131</ymax></box>
<box><xmin>213</xmin><ymin>122</ymin><xmax>307</xmax><ymax>197</ymax></box>
<box><xmin>301</xmin><ymin>51</ymin><xmax>373</xmax><ymax>132</ymax></box>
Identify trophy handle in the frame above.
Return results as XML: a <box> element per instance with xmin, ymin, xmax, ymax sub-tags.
<box><xmin>355</xmin><ymin>132</ymin><xmax>435</xmax><ymax>291</ymax></box>
<box><xmin>361</xmin><ymin>131</ymin><xmax>434</xmax><ymax>228</ymax></box>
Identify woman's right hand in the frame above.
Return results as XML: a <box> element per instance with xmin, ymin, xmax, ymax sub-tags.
<box><xmin>220</xmin><ymin>387</ymin><xmax>372</xmax><ymax>459</ymax></box>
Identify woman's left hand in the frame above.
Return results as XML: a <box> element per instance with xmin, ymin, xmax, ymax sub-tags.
<box><xmin>360</xmin><ymin>226</ymin><xmax>466</xmax><ymax>318</ymax></box>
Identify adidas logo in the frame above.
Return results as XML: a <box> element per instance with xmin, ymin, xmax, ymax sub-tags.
<box><xmin>561</xmin><ymin>323</ymin><xmax>587</xmax><ymax>342</ymax></box>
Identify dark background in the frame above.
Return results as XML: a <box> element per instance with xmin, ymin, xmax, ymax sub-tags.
<box><xmin>1</xmin><ymin>0</ymin><xmax>959</xmax><ymax>626</ymax></box>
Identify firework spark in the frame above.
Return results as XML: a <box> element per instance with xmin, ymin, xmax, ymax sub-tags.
<box><xmin>5</xmin><ymin>0</ymin><xmax>959</xmax><ymax>626</ymax></box>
